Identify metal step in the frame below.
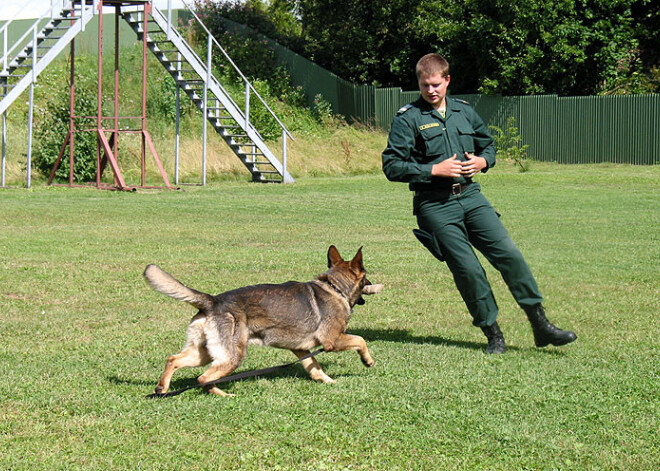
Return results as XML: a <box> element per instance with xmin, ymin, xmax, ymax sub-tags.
<box><xmin>243</xmin><ymin>160</ymin><xmax>274</xmax><ymax>165</ymax></box>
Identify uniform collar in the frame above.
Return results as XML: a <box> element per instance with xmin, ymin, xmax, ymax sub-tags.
<box><xmin>416</xmin><ymin>96</ymin><xmax>462</xmax><ymax>118</ymax></box>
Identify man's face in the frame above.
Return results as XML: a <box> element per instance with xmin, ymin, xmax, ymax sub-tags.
<box><xmin>418</xmin><ymin>72</ymin><xmax>451</xmax><ymax>108</ymax></box>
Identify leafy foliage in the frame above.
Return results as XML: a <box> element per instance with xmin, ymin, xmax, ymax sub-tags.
<box><xmin>32</xmin><ymin>62</ymin><xmax>99</xmax><ymax>183</ymax></box>
<box><xmin>296</xmin><ymin>0</ymin><xmax>417</xmax><ymax>86</ymax></box>
<box><xmin>489</xmin><ymin>117</ymin><xmax>530</xmax><ymax>172</ymax></box>
<box><xmin>191</xmin><ymin>1</ymin><xmax>344</xmax><ymax>134</ymax></box>
<box><xmin>194</xmin><ymin>0</ymin><xmax>659</xmax><ymax>96</ymax></box>
<box><xmin>311</xmin><ymin>94</ymin><xmax>336</xmax><ymax>125</ymax></box>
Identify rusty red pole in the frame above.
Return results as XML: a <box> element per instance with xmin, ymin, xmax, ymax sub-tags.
<box><xmin>68</xmin><ymin>39</ymin><xmax>76</xmax><ymax>186</ymax></box>
<box><xmin>96</xmin><ymin>0</ymin><xmax>104</xmax><ymax>187</ymax></box>
<box><xmin>141</xmin><ymin>2</ymin><xmax>150</xmax><ymax>187</ymax></box>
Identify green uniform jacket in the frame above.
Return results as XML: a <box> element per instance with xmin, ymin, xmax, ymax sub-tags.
<box><xmin>382</xmin><ymin>96</ymin><xmax>496</xmax><ymax>192</ymax></box>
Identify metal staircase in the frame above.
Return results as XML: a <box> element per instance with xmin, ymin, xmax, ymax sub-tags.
<box><xmin>121</xmin><ymin>4</ymin><xmax>294</xmax><ymax>183</ymax></box>
<box><xmin>1</xmin><ymin>0</ymin><xmax>294</xmax><ymax>185</ymax></box>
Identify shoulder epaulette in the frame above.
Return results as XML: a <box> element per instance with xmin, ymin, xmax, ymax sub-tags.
<box><xmin>453</xmin><ymin>98</ymin><xmax>470</xmax><ymax>105</ymax></box>
<box><xmin>396</xmin><ymin>104</ymin><xmax>413</xmax><ymax>115</ymax></box>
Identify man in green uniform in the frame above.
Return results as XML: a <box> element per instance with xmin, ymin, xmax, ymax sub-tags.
<box><xmin>382</xmin><ymin>53</ymin><xmax>577</xmax><ymax>353</ymax></box>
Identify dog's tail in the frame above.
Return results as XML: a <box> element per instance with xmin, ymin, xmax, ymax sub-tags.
<box><xmin>143</xmin><ymin>264</ymin><xmax>214</xmax><ymax>311</ymax></box>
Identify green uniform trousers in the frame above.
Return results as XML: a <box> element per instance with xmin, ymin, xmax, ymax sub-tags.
<box><xmin>414</xmin><ymin>183</ymin><xmax>543</xmax><ymax>327</ymax></box>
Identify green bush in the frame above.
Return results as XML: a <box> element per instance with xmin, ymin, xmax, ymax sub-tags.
<box><xmin>489</xmin><ymin>117</ymin><xmax>530</xmax><ymax>172</ymax></box>
<box><xmin>33</xmin><ymin>69</ymin><xmax>99</xmax><ymax>183</ymax></box>
<box><xmin>311</xmin><ymin>94</ymin><xmax>335</xmax><ymax>124</ymax></box>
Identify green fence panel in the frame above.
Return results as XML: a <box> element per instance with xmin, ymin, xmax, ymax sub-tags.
<box><xmin>518</xmin><ymin>95</ymin><xmax>558</xmax><ymax>162</ymax></box>
<box><xmin>552</xmin><ymin>95</ymin><xmax>660</xmax><ymax>165</ymax></box>
<box><xmin>375</xmin><ymin>92</ymin><xmax>659</xmax><ymax>164</ymax></box>
<box><xmin>274</xmin><ymin>45</ymin><xmax>341</xmax><ymax>109</ymax></box>
<box><xmin>336</xmin><ymin>81</ymin><xmax>376</xmax><ymax>123</ymax></box>
<box><xmin>374</xmin><ymin>88</ymin><xmax>418</xmax><ymax>128</ymax></box>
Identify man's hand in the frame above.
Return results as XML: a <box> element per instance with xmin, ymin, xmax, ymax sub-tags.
<box><xmin>461</xmin><ymin>153</ymin><xmax>487</xmax><ymax>178</ymax></box>
<box><xmin>431</xmin><ymin>154</ymin><xmax>463</xmax><ymax>178</ymax></box>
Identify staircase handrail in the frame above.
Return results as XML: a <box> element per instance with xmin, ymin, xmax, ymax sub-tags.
<box><xmin>160</xmin><ymin>0</ymin><xmax>294</xmax><ymax>142</ymax></box>
<box><xmin>1</xmin><ymin>1</ymin><xmax>96</xmax><ymax>74</ymax></box>
<box><xmin>0</xmin><ymin>0</ymin><xmax>42</xmax><ymax>34</ymax></box>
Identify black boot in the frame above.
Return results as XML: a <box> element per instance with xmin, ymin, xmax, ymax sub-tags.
<box><xmin>480</xmin><ymin>322</ymin><xmax>506</xmax><ymax>354</ymax></box>
<box><xmin>524</xmin><ymin>304</ymin><xmax>577</xmax><ymax>347</ymax></box>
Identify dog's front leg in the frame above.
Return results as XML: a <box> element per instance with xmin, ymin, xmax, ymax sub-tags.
<box><xmin>291</xmin><ymin>349</ymin><xmax>336</xmax><ymax>384</ymax></box>
<box><xmin>332</xmin><ymin>334</ymin><xmax>375</xmax><ymax>367</ymax></box>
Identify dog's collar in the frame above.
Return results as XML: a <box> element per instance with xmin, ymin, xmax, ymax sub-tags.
<box><xmin>325</xmin><ymin>279</ymin><xmax>354</xmax><ymax>315</ymax></box>
<box><xmin>324</xmin><ymin>278</ymin><xmax>347</xmax><ymax>300</ymax></box>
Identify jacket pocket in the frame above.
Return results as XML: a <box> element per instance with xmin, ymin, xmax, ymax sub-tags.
<box><xmin>420</xmin><ymin>125</ymin><xmax>447</xmax><ymax>159</ymax></box>
<box><xmin>413</xmin><ymin>228</ymin><xmax>445</xmax><ymax>262</ymax></box>
<box><xmin>457</xmin><ymin>123</ymin><xmax>476</xmax><ymax>154</ymax></box>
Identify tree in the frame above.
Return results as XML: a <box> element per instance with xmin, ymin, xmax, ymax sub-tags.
<box><xmin>196</xmin><ymin>0</ymin><xmax>659</xmax><ymax>95</ymax></box>
<box><xmin>296</xmin><ymin>0</ymin><xmax>418</xmax><ymax>85</ymax></box>
<box><xmin>415</xmin><ymin>0</ymin><xmax>649</xmax><ymax>95</ymax></box>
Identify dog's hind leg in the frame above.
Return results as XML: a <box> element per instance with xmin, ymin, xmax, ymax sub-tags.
<box><xmin>291</xmin><ymin>349</ymin><xmax>336</xmax><ymax>384</ymax></box>
<box><xmin>196</xmin><ymin>313</ymin><xmax>246</xmax><ymax>397</ymax></box>
<box><xmin>197</xmin><ymin>361</ymin><xmax>240</xmax><ymax>397</ymax></box>
<box><xmin>155</xmin><ymin>345</ymin><xmax>212</xmax><ymax>394</ymax></box>
<box><xmin>332</xmin><ymin>334</ymin><xmax>375</xmax><ymax>367</ymax></box>
<box><xmin>155</xmin><ymin>315</ymin><xmax>211</xmax><ymax>394</ymax></box>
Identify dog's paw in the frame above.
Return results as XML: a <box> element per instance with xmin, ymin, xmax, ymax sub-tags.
<box><xmin>208</xmin><ymin>386</ymin><xmax>235</xmax><ymax>397</ymax></box>
<box><xmin>361</xmin><ymin>357</ymin><xmax>375</xmax><ymax>368</ymax></box>
<box><xmin>311</xmin><ymin>371</ymin><xmax>336</xmax><ymax>384</ymax></box>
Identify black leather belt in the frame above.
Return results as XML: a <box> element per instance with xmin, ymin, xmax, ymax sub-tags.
<box><xmin>415</xmin><ymin>181</ymin><xmax>473</xmax><ymax>197</ymax></box>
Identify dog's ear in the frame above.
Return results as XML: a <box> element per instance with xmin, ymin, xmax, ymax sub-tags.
<box><xmin>349</xmin><ymin>246</ymin><xmax>364</xmax><ymax>272</ymax></box>
<box><xmin>327</xmin><ymin>245</ymin><xmax>344</xmax><ymax>268</ymax></box>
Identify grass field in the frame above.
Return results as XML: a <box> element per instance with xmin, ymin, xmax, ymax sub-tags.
<box><xmin>0</xmin><ymin>163</ymin><xmax>658</xmax><ymax>470</ymax></box>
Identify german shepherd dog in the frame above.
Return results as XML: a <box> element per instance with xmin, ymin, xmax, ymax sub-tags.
<box><xmin>144</xmin><ymin>246</ymin><xmax>382</xmax><ymax>396</ymax></box>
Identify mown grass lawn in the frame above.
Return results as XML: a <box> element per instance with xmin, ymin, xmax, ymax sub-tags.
<box><xmin>0</xmin><ymin>163</ymin><xmax>658</xmax><ymax>470</ymax></box>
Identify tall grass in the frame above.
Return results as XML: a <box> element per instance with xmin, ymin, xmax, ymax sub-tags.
<box><xmin>0</xmin><ymin>164</ymin><xmax>658</xmax><ymax>470</ymax></box>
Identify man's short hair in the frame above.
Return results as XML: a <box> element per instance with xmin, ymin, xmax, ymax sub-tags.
<box><xmin>416</xmin><ymin>54</ymin><xmax>450</xmax><ymax>79</ymax></box>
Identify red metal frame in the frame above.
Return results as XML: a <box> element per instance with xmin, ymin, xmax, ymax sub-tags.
<box><xmin>48</xmin><ymin>0</ymin><xmax>171</xmax><ymax>190</ymax></box>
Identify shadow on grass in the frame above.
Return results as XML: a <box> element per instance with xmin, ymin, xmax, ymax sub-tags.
<box><xmin>349</xmin><ymin>327</ymin><xmax>574</xmax><ymax>356</ymax></box>
<box><xmin>348</xmin><ymin>327</ymin><xmax>512</xmax><ymax>351</ymax></box>
<box><xmin>109</xmin><ymin>362</ymin><xmax>320</xmax><ymax>397</ymax></box>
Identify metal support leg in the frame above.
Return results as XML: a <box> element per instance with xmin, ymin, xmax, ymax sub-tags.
<box><xmin>282</xmin><ymin>129</ymin><xmax>287</xmax><ymax>182</ymax></box>
<box><xmin>26</xmin><ymin>83</ymin><xmax>34</xmax><ymax>188</ymax></box>
<box><xmin>245</xmin><ymin>80</ymin><xmax>250</xmax><ymax>130</ymax></box>
<box><xmin>174</xmin><ymin>52</ymin><xmax>181</xmax><ymax>185</ymax></box>
<box><xmin>202</xmin><ymin>35</ymin><xmax>212</xmax><ymax>186</ymax></box>
<box><xmin>1</xmin><ymin>109</ymin><xmax>6</xmax><ymax>188</ymax></box>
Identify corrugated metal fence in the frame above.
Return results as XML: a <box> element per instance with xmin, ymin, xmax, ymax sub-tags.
<box><xmin>370</xmin><ymin>89</ymin><xmax>659</xmax><ymax>165</ymax></box>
